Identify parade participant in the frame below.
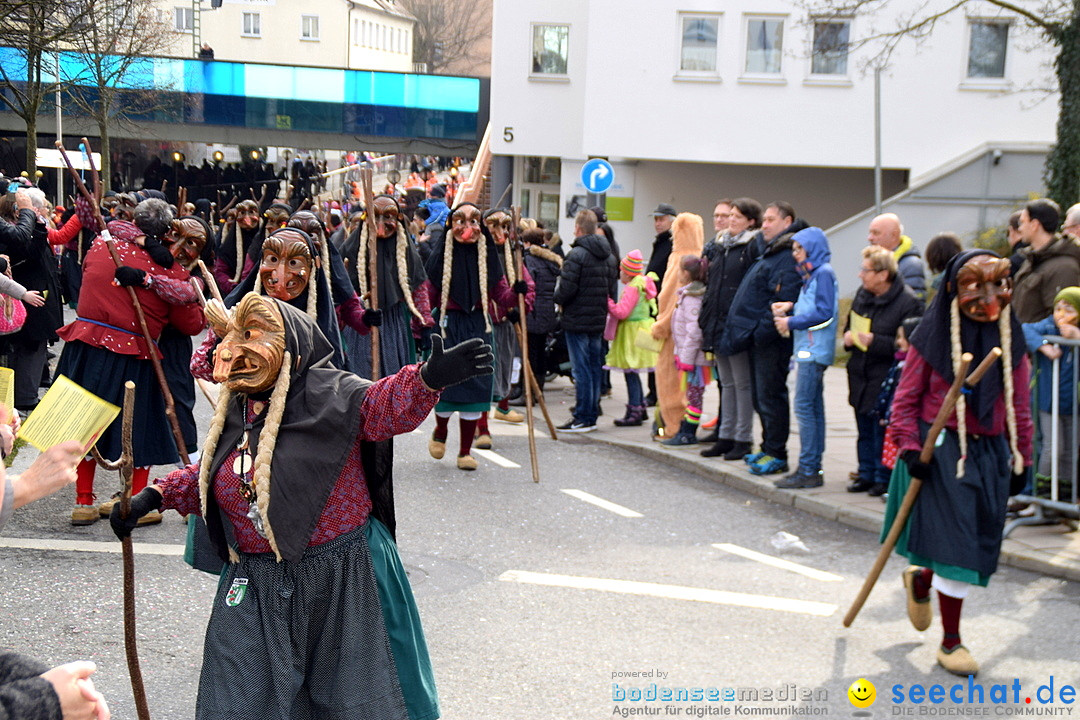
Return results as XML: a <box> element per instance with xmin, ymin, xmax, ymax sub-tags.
<box><xmin>56</xmin><ymin>198</ymin><xmax>205</xmax><ymax>526</ymax></box>
<box><xmin>341</xmin><ymin>194</ymin><xmax>434</xmax><ymax>378</ymax></box>
<box><xmin>113</xmin><ymin>292</ymin><xmax>493</xmax><ymax>720</ymax></box>
<box><xmin>886</xmin><ymin>249</ymin><xmax>1032</xmax><ymax>676</ymax></box>
<box><xmin>213</xmin><ymin>199</ymin><xmax>263</xmax><ymax>294</ymax></box>
<box><xmin>263</xmin><ymin>202</ymin><xmax>292</xmax><ymax>233</ymax></box>
<box><xmin>424</xmin><ymin>202</ymin><xmax>522</xmax><ymax>470</ymax></box>
<box><xmin>475</xmin><ymin>207</ymin><xmax>533</xmax><ymax>447</ymax></box>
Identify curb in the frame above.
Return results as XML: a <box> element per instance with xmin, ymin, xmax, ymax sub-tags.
<box><xmin>580</xmin><ymin>430</ymin><xmax>1080</xmax><ymax>583</ymax></box>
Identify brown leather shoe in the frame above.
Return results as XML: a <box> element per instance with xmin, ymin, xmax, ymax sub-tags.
<box><xmin>71</xmin><ymin>505</ymin><xmax>99</xmax><ymax>526</ymax></box>
<box><xmin>937</xmin><ymin>644</ymin><xmax>978</xmax><ymax>677</ymax></box>
<box><xmin>903</xmin><ymin>566</ymin><xmax>933</xmax><ymax>631</ymax></box>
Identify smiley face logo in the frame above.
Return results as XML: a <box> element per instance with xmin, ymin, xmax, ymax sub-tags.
<box><xmin>848</xmin><ymin>678</ymin><xmax>876</xmax><ymax>708</ymax></box>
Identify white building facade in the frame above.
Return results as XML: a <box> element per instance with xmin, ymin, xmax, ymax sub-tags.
<box><xmin>490</xmin><ymin>0</ymin><xmax>1059</xmax><ymax>293</ymax></box>
<box><xmin>157</xmin><ymin>0</ymin><xmax>415</xmax><ymax>73</ymax></box>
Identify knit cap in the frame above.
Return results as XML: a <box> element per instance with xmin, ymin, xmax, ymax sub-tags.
<box><xmin>621</xmin><ymin>249</ymin><xmax>644</xmax><ymax>276</ymax></box>
<box><xmin>1054</xmin><ymin>286</ymin><xmax>1080</xmax><ymax>317</ymax></box>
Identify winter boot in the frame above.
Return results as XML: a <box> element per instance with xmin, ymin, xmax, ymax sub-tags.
<box><xmin>700</xmin><ymin>438</ymin><xmax>735</xmax><ymax>458</ymax></box>
<box><xmin>661</xmin><ymin>420</ymin><xmax>699</xmax><ymax>446</ymax></box>
<box><xmin>723</xmin><ymin>440</ymin><xmax>753</xmax><ymax>461</ymax></box>
<box><xmin>614</xmin><ymin>404</ymin><xmax>646</xmax><ymax>427</ymax></box>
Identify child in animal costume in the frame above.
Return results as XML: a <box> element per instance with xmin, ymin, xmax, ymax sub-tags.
<box><xmin>885</xmin><ymin>249</ymin><xmax>1032</xmax><ymax>677</ymax></box>
<box><xmin>604</xmin><ymin>250</ymin><xmax>658</xmax><ymax>427</ymax></box>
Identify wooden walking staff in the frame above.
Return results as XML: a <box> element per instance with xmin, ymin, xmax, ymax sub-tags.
<box><xmin>360</xmin><ymin>164</ymin><xmax>381</xmax><ymax>379</ymax></box>
<box><xmin>91</xmin><ymin>381</ymin><xmax>152</xmax><ymax>720</ymax></box>
<box><xmin>56</xmin><ymin>139</ymin><xmax>190</xmax><ymax>467</ymax></box>
<box><xmin>509</xmin><ymin>206</ymin><xmax>541</xmax><ymax>482</ymax></box>
<box><xmin>843</xmin><ymin>347</ymin><xmax>1003</xmax><ymax>628</ymax></box>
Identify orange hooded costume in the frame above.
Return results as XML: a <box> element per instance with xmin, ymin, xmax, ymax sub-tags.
<box><xmin>650</xmin><ymin>212</ymin><xmax>705</xmax><ymax>435</ymax></box>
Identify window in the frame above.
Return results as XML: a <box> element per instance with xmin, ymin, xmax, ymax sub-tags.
<box><xmin>811</xmin><ymin>20</ymin><xmax>850</xmax><ymax>75</ymax></box>
<box><xmin>404</xmin><ymin>31</ymin><xmax>410</xmax><ymax>56</ymax></box>
<box><xmin>679</xmin><ymin>14</ymin><xmax>720</xmax><ymax>73</ymax></box>
<box><xmin>745</xmin><ymin>17</ymin><xmax>784</xmax><ymax>74</ymax></box>
<box><xmin>242</xmin><ymin>12</ymin><xmax>261</xmax><ymax>37</ymax></box>
<box><xmin>352</xmin><ymin>19</ymin><xmax>359</xmax><ymax>46</ymax></box>
<box><xmin>967</xmin><ymin>21</ymin><xmax>1008</xmax><ymax>78</ymax></box>
<box><xmin>532</xmin><ymin>24</ymin><xmax>569</xmax><ymax>75</ymax></box>
<box><xmin>301</xmin><ymin>15</ymin><xmax>319</xmax><ymax>41</ymax></box>
<box><xmin>174</xmin><ymin>6</ymin><xmax>193</xmax><ymax>32</ymax></box>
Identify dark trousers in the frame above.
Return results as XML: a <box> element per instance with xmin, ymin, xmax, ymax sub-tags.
<box><xmin>855</xmin><ymin>410</ymin><xmax>890</xmax><ymax>485</ymax></box>
<box><xmin>7</xmin><ymin>338</ymin><xmax>48</xmax><ymax>409</ymax></box>
<box><xmin>565</xmin><ymin>330</ymin><xmax>603</xmax><ymax>425</ymax></box>
<box><xmin>527</xmin><ymin>331</ymin><xmax>547</xmax><ymax>391</ymax></box>
<box><xmin>749</xmin><ymin>338</ymin><xmax>792</xmax><ymax>461</ymax></box>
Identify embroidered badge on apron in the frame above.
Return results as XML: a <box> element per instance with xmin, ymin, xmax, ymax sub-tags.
<box><xmin>225</xmin><ymin>577</ymin><xmax>249</xmax><ymax>607</ymax></box>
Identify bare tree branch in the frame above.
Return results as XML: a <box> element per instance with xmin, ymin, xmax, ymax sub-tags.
<box><xmin>396</xmin><ymin>0</ymin><xmax>491</xmax><ymax>74</ymax></box>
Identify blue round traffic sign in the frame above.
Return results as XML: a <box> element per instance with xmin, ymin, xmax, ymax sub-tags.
<box><xmin>581</xmin><ymin>158</ymin><xmax>614</xmax><ymax>194</ymax></box>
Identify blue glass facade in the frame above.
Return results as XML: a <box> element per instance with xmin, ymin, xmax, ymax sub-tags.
<box><xmin>0</xmin><ymin>48</ymin><xmax>482</xmax><ymax>141</ymax></box>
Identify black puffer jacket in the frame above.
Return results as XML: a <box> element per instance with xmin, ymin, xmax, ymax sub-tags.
<box><xmin>716</xmin><ymin>220</ymin><xmax>807</xmax><ymax>356</ymax></box>
<box><xmin>645</xmin><ymin>230</ymin><xmax>672</xmax><ymax>296</ymax></box>
<box><xmin>844</xmin><ymin>276</ymin><xmax>924</xmax><ymax>414</ymax></box>
<box><xmin>1</xmin><ymin>212</ymin><xmax>63</xmax><ymax>344</ymax></box>
<box><xmin>699</xmin><ymin>229</ymin><xmax>763</xmax><ymax>353</ymax></box>
<box><xmin>554</xmin><ymin>233</ymin><xmax>618</xmax><ymax>334</ymax></box>
<box><xmin>524</xmin><ymin>244</ymin><xmax>562</xmax><ymax>335</ymax></box>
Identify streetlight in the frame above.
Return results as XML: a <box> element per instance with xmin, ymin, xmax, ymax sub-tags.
<box><xmin>213</xmin><ymin>150</ymin><xmax>224</xmax><ymax>163</ymax></box>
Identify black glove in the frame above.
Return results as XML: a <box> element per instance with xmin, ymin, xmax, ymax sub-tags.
<box><xmin>142</xmin><ymin>235</ymin><xmax>174</xmax><ymax>269</ymax></box>
<box><xmin>362</xmin><ymin>308</ymin><xmax>383</xmax><ymax>328</ymax></box>
<box><xmin>416</xmin><ymin>326</ymin><xmax>433</xmax><ymax>354</ymax></box>
<box><xmin>114</xmin><ymin>266</ymin><xmax>148</xmax><ymax>288</ymax></box>
<box><xmin>512</xmin><ymin>279</ymin><xmax>528</xmax><ymax>295</ymax></box>
<box><xmin>504</xmin><ymin>307</ymin><xmax>521</xmax><ymax>325</ymax></box>
<box><xmin>901</xmin><ymin>450</ymin><xmax>933</xmax><ymax>481</ymax></box>
<box><xmin>110</xmin><ymin>488</ymin><xmax>163</xmax><ymax>539</ymax></box>
<box><xmin>421</xmin><ymin>334</ymin><xmax>494</xmax><ymax>390</ymax></box>
<box><xmin>1010</xmin><ymin>468</ymin><xmax>1029</xmax><ymax>496</ymax></box>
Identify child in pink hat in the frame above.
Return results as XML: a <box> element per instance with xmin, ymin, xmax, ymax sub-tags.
<box><xmin>604</xmin><ymin>250</ymin><xmax>658</xmax><ymax>426</ymax></box>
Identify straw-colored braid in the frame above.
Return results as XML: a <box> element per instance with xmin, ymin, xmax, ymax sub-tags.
<box><xmin>478</xmin><ymin>238</ymin><xmax>491</xmax><ymax>333</ymax></box>
<box><xmin>319</xmin><ymin>233</ymin><xmax>331</xmax><ymax>311</ymax></box>
<box><xmin>397</xmin><ymin>225</ymin><xmax>423</xmax><ymax>320</ymax></box>
<box><xmin>951</xmin><ymin>298</ymin><xmax>968</xmax><ymax>478</ymax></box>
<box><xmin>252</xmin><ymin>350</ymin><xmax>292</xmax><ymax>562</ymax></box>
<box><xmin>1000</xmin><ymin>307</ymin><xmax>1023</xmax><ymax>474</ymax></box>
<box><xmin>305</xmin><ymin>262</ymin><xmax>318</xmax><ymax>319</ymax></box>
<box><xmin>253</xmin><ymin>269</ymin><xmax>262</xmax><ymax>294</ymax></box>
<box><xmin>355</xmin><ymin>223</ymin><xmax>369</xmax><ymax>301</ymax></box>
<box><xmin>232</xmin><ymin>227</ymin><xmax>244</xmax><ymax>284</ymax></box>
<box><xmin>198</xmin><ymin>385</ymin><xmax>233</xmax><ymax>523</ymax></box>
<box><xmin>439</xmin><ymin>236</ymin><xmax>454</xmax><ymax>337</ymax></box>
<box><xmin>502</xmin><ymin>241</ymin><xmax>517</xmax><ymax>285</ymax></box>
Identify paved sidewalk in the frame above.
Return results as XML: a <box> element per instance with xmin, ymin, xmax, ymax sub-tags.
<box><xmin>533</xmin><ymin>367</ymin><xmax>1080</xmax><ymax>582</ymax></box>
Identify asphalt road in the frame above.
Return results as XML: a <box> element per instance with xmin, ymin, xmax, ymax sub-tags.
<box><xmin>2</xmin><ymin>377</ymin><xmax>1079</xmax><ymax>720</ymax></box>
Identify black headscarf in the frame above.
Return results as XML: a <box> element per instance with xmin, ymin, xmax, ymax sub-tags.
<box><xmin>424</xmin><ymin>202</ymin><xmax>504</xmax><ymax>312</ymax></box>
<box><xmin>341</xmin><ymin>195</ymin><xmax>427</xmax><ymax>308</ymax></box>
<box><xmin>908</xmin><ymin>248</ymin><xmax>1026</xmax><ymax>425</ymax></box>
<box><xmin>204</xmin><ymin>298</ymin><xmax>395</xmax><ymax>563</ymax></box>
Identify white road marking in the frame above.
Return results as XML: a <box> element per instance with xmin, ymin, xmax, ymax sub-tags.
<box><xmin>473</xmin><ymin>449</ymin><xmax>521</xmax><ymax>468</ymax></box>
<box><xmin>498</xmin><ymin>570</ymin><xmax>837</xmax><ymax>616</ymax></box>
<box><xmin>711</xmin><ymin>543</ymin><xmax>843</xmax><ymax>582</ymax></box>
<box><xmin>561</xmin><ymin>489</ymin><xmax>643</xmax><ymax>518</ymax></box>
<box><xmin>0</xmin><ymin>537</ymin><xmax>184</xmax><ymax>556</ymax></box>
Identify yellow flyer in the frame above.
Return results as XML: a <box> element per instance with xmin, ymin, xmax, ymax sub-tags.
<box><xmin>17</xmin><ymin>375</ymin><xmax>120</xmax><ymax>453</ymax></box>
<box><xmin>849</xmin><ymin>311</ymin><xmax>872</xmax><ymax>352</ymax></box>
<box><xmin>0</xmin><ymin>366</ymin><xmax>14</xmax><ymax>416</ymax></box>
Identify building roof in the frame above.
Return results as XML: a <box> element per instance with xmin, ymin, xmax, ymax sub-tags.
<box><xmin>348</xmin><ymin>0</ymin><xmax>416</xmax><ymax>23</ymax></box>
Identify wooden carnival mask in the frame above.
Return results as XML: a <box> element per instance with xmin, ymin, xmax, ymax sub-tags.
<box><xmin>236</xmin><ymin>200</ymin><xmax>261</xmax><ymax>230</ymax></box>
<box><xmin>213</xmin><ymin>293</ymin><xmax>286</xmax><ymax>394</ymax></box>
<box><xmin>451</xmin><ymin>205</ymin><xmax>482</xmax><ymax>244</ymax></box>
<box><xmin>954</xmin><ymin>254</ymin><xmax>1012</xmax><ymax>322</ymax></box>
<box><xmin>484</xmin><ymin>210</ymin><xmax>512</xmax><ymax>246</ymax></box>
<box><xmin>372</xmin><ymin>196</ymin><xmax>400</xmax><ymax>239</ymax></box>
<box><xmin>166</xmin><ymin>217</ymin><xmax>207</xmax><ymax>270</ymax></box>
<box><xmin>264</xmin><ymin>204</ymin><xmax>291</xmax><ymax>230</ymax></box>
<box><xmin>259</xmin><ymin>229</ymin><xmax>313</xmax><ymax>302</ymax></box>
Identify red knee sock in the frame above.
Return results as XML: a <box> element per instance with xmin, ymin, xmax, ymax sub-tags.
<box><xmin>459</xmin><ymin>418</ymin><xmax>478</xmax><ymax>456</ymax></box>
<box><xmin>913</xmin><ymin>567</ymin><xmax>934</xmax><ymax>600</ymax></box>
<box><xmin>938</xmin><ymin>591</ymin><xmax>964</xmax><ymax>650</ymax></box>
<box><xmin>75</xmin><ymin>459</ymin><xmax>96</xmax><ymax>506</ymax></box>
<box><xmin>476</xmin><ymin>411</ymin><xmax>489</xmax><ymax>435</ymax></box>
<box><xmin>132</xmin><ymin>467</ymin><xmax>150</xmax><ymax>495</ymax></box>
<box><xmin>434</xmin><ymin>414</ymin><xmax>449</xmax><ymax>442</ymax></box>
<box><xmin>497</xmin><ymin>398</ymin><xmax>509</xmax><ymax>412</ymax></box>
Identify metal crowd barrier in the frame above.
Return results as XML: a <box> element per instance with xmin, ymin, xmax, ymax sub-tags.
<box><xmin>1003</xmin><ymin>334</ymin><xmax>1080</xmax><ymax>537</ymax></box>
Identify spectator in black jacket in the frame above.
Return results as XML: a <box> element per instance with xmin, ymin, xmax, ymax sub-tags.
<box><xmin>713</xmin><ymin>202</ymin><xmax>806</xmax><ymax>475</ymax></box>
<box><xmin>521</xmin><ymin>227</ymin><xmax>562</xmax><ymax>393</ymax></box>
<box><xmin>644</xmin><ymin>203</ymin><xmax>677</xmax><ymax>406</ymax></box>
<box><xmin>843</xmin><ymin>245</ymin><xmax>924</xmax><ymax>496</ymax></box>
<box><xmin>699</xmin><ymin>197</ymin><xmax>762</xmax><ymax>461</ymax></box>
<box><xmin>553</xmin><ymin>210</ymin><xmax>618</xmax><ymax>432</ymax></box>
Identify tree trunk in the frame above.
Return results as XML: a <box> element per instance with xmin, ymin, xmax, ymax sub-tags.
<box><xmin>1045</xmin><ymin>17</ymin><xmax>1080</xmax><ymax>210</ymax></box>
<box><xmin>23</xmin><ymin>112</ymin><xmax>38</xmax><ymax>180</ymax></box>
<box><xmin>98</xmin><ymin>118</ymin><xmax>112</xmax><ymax>194</ymax></box>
